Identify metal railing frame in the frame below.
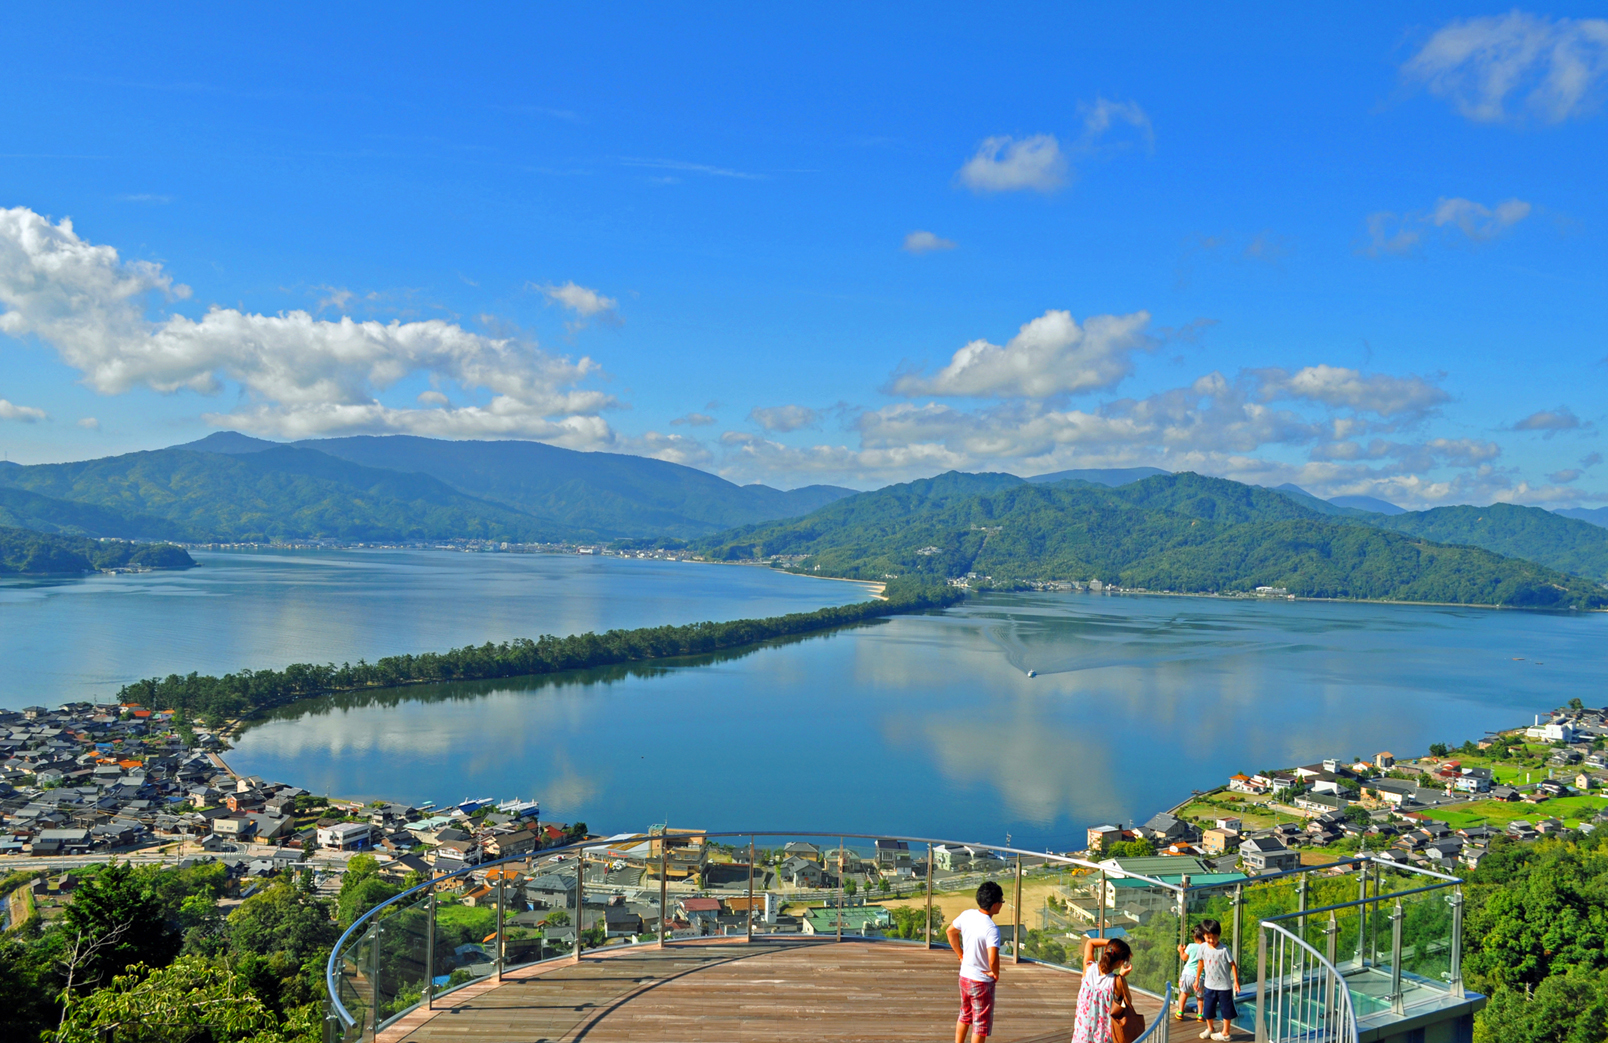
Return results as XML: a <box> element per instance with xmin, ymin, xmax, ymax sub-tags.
<box><xmin>325</xmin><ymin>829</ymin><xmax>1188</xmax><ymax>1038</ymax></box>
<box><xmin>324</xmin><ymin>835</ymin><xmax>1464</xmax><ymax>1041</ymax></box>
<box><xmin>1253</xmin><ymin>920</ymin><xmax>1358</xmax><ymax>1043</ymax></box>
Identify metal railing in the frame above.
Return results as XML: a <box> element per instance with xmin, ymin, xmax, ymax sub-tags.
<box><xmin>321</xmin><ymin>833</ymin><xmax>1465</xmax><ymax>1043</ymax></box>
<box><xmin>1253</xmin><ymin>921</ymin><xmax>1357</xmax><ymax>1043</ymax></box>
<box><xmin>323</xmin><ymin>829</ymin><xmax>1188</xmax><ymax>1041</ymax></box>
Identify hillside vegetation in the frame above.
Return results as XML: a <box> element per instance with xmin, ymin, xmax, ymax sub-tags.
<box><xmin>0</xmin><ymin>445</ymin><xmax>566</xmax><ymax>543</ymax></box>
<box><xmin>695</xmin><ymin>472</ymin><xmax>1608</xmax><ymax>609</ymax></box>
<box><xmin>0</xmin><ymin>526</ymin><xmax>194</xmax><ymax>574</ymax></box>
<box><xmin>1364</xmin><ymin>502</ymin><xmax>1608</xmax><ymax>583</ymax></box>
<box><xmin>0</xmin><ymin>485</ymin><xmax>190</xmax><ymax>540</ymax></box>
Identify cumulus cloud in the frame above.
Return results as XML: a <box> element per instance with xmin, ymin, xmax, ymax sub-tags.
<box><xmin>0</xmin><ymin>206</ymin><xmax>615</xmax><ymax>443</ymax></box>
<box><xmin>749</xmin><ymin>404</ymin><xmax>821</xmax><ymax>433</ymax></box>
<box><xmin>1511</xmin><ymin>406</ymin><xmax>1584</xmax><ymax>436</ymax></box>
<box><xmin>77</xmin><ymin>417</ymin><xmax>99</xmax><ymax>430</ymax></box>
<box><xmin>0</xmin><ymin>398</ymin><xmax>47</xmax><ymax>422</ymax></box>
<box><xmin>903</xmin><ymin>230</ymin><xmax>957</xmax><ymax>253</ymax></box>
<box><xmin>534</xmin><ymin>280</ymin><xmax>621</xmax><ymax>331</ymax></box>
<box><xmin>1404</xmin><ymin>11</ymin><xmax>1608</xmax><ymax>124</ymax></box>
<box><xmin>1549</xmin><ymin>468</ymin><xmax>1582</xmax><ymax>483</ymax></box>
<box><xmin>890</xmin><ymin>309</ymin><xmax>1153</xmax><ymax>399</ymax></box>
<box><xmin>1250</xmin><ymin>365</ymin><xmax>1450</xmax><ymax>419</ymax></box>
<box><xmin>1364</xmin><ymin>197</ymin><xmax>1531</xmax><ymax>256</ymax></box>
<box><xmin>957</xmin><ymin>135</ymin><xmax>1068</xmax><ymax>194</ymax></box>
<box><xmin>669</xmin><ymin>412</ymin><xmax>716</xmax><ymax>427</ymax></box>
<box><xmin>417</xmin><ymin>390</ymin><xmax>450</xmax><ymax>406</ymax></box>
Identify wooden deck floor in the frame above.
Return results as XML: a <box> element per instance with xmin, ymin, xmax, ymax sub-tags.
<box><xmin>380</xmin><ymin>939</ymin><xmax>1167</xmax><ymax>1043</ymax></box>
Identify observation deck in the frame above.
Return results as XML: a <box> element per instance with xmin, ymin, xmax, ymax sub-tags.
<box><xmin>376</xmin><ymin>937</ymin><xmax>1157</xmax><ymax>1042</ymax></box>
<box><xmin>328</xmin><ymin>831</ymin><xmax>1484</xmax><ymax>1043</ymax></box>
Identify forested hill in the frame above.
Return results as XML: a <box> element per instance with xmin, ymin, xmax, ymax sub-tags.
<box><xmin>1361</xmin><ymin>502</ymin><xmax>1608</xmax><ymax>583</ymax></box>
<box><xmin>0</xmin><ymin>445</ymin><xmax>563</xmax><ymax>544</ymax></box>
<box><xmin>693</xmin><ymin>472</ymin><xmax>1608</xmax><ymax>610</ymax></box>
<box><xmin>0</xmin><ymin>526</ymin><xmax>194</xmax><ymax>574</ymax></box>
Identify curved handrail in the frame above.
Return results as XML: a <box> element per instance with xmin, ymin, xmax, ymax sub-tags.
<box><xmin>1257</xmin><ymin>920</ymin><xmax>1358</xmax><ymax>1043</ymax></box>
<box><xmin>1133</xmin><ymin>981</ymin><xmax>1172</xmax><ymax>1042</ymax></box>
<box><xmin>323</xmin><ymin>827</ymin><xmax>1188</xmax><ymax>1029</ymax></box>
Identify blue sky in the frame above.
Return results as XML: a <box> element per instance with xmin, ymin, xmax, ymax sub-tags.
<box><xmin>0</xmin><ymin>5</ymin><xmax>1604</xmax><ymax>507</ymax></box>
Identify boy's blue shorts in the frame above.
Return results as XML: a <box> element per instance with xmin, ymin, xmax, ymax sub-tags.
<box><xmin>1202</xmin><ymin>988</ymin><xmax>1237</xmax><ymax>1021</ymax></box>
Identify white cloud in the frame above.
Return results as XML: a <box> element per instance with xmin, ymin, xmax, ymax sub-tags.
<box><xmin>1404</xmin><ymin>11</ymin><xmax>1608</xmax><ymax>124</ymax></box>
<box><xmin>1250</xmin><ymin>365</ymin><xmax>1450</xmax><ymax>419</ymax></box>
<box><xmin>749</xmin><ymin>405</ymin><xmax>821</xmax><ymax>433</ymax></box>
<box><xmin>0</xmin><ymin>398</ymin><xmax>47</xmax><ymax>422</ymax></box>
<box><xmin>890</xmin><ymin>309</ymin><xmax>1154</xmax><ymax>399</ymax></box>
<box><xmin>0</xmin><ymin>206</ymin><xmax>615</xmax><ymax>443</ymax></box>
<box><xmin>903</xmin><ymin>230</ymin><xmax>957</xmax><ymax>253</ymax></box>
<box><xmin>77</xmin><ymin>416</ymin><xmax>99</xmax><ymax>430</ymax></box>
<box><xmin>534</xmin><ymin>280</ymin><xmax>621</xmax><ymax>331</ymax></box>
<box><xmin>417</xmin><ymin>390</ymin><xmax>449</xmax><ymax>406</ymax></box>
<box><xmin>1511</xmin><ymin>405</ymin><xmax>1584</xmax><ymax>436</ymax></box>
<box><xmin>1430</xmin><ymin>197</ymin><xmax>1532</xmax><ymax>240</ymax></box>
<box><xmin>1079</xmin><ymin>97</ymin><xmax>1154</xmax><ymax>150</ymax></box>
<box><xmin>1364</xmin><ymin>196</ymin><xmax>1531</xmax><ymax>255</ymax></box>
<box><xmin>630</xmin><ymin>431</ymin><xmax>713</xmax><ymax>467</ymax></box>
<box><xmin>956</xmin><ymin>135</ymin><xmax>1068</xmax><ymax>194</ymax></box>
<box><xmin>669</xmin><ymin>412</ymin><xmax>716</xmax><ymax>427</ymax></box>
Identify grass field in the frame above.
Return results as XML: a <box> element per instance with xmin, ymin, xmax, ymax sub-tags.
<box><xmin>1429</xmin><ymin>795</ymin><xmax>1608</xmax><ymax>830</ymax></box>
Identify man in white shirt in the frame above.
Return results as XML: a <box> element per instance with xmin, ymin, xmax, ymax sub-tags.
<box><xmin>946</xmin><ymin>880</ymin><xmax>1005</xmax><ymax>1043</ymax></box>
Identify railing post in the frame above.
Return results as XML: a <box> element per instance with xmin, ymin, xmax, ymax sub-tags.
<box><xmin>1254</xmin><ymin>925</ymin><xmax>1268</xmax><ymax>1043</ymax></box>
<box><xmin>573</xmin><ymin>850</ymin><xmax>584</xmax><ymax>962</ymax></box>
<box><xmin>1326</xmin><ymin>911</ymin><xmax>1338</xmax><ymax>969</ymax></box>
<box><xmin>1231</xmin><ymin>882</ymin><xmax>1243</xmax><ymax>966</ymax></box>
<box><xmin>1012</xmin><ymin>854</ymin><xmax>1023</xmax><ymax>965</ymax></box>
<box><xmin>424</xmin><ymin>882</ymin><xmax>435</xmax><ymax>1010</ymax></box>
<box><xmin>658</xmin><ymin>845</ymin><xmax>668</xmax><ymax>947</ymax></box>
<box><xmin>1389</xmin><ymin>899</ymin><xmax>1404</xmax><ymax>1015</ymax></box>
<box><xmin>1448</xmin><ymin>886</ymin><xmax>1465</xmax><ymax>998</ymax></box>
<box><xmin>1177</xmin><ymin>875</ymin><xmax>1189</xmax><ymax>984</ymax></box>
<box><xmin>837</xmin><ymin>837</ymin><xmax>844</xmax><ymax>942</ymax></box>
<box><xmin>1297</xmin><ymin>870</ymin><xmax>1308</xmax><ymax>936</ymax></box>
<box><xmin>1355</xmin><ymin>861</ymin><xmax>1368</xmax><ymax>968</ymax></box>
<box><xmin>1159</xmin><ymin>981</ymin><xmax>1172</xmax><ymax>1043</ymax></box>
<box><xmin>495</xmin><ymin>875</ymin><xmax>505</xmax><ymax>981</ymax></box>
<box><xmin>924</xmin><ymin>843</ymin><xmax>934</xmax><ymax>949</ymax></box>
<box><xmin>1097</xmin><ymin>870</ymin><xmax>1106</xmax><ymax>939</ymax></box>
<box><xmin>370</xmin><ymin>925</ymin><xmax>382</xmax><ymax>1042</ymax></box>
<box><xmin>747</xmin><ymin>837</ymin><xmax>755</xmax><ymax>944</ymax></box>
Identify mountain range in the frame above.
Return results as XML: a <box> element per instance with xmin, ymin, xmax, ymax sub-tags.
<box><xmin>692</xmin><ymin>471</ymin><xmax>1608</xmax><ymax>610</ymax></box>
<box><xmin>0</xmin><ymin>434</ymin><xmax>855</xmax><ymax>543</ymax></box>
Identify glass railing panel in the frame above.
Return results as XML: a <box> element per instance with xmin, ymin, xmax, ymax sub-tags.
<box><xmin>372</xmin><ymin>890</ymin><xmax>431</xmax><ymax>1028</ymax></box>
<box><xmin>1397</xmin><ymin>889</ymin><xmax>1454</xmax><ymax>990</ymax></box>
<box><xmin>338</xmin><ymin>926</ymin><xmax>376</xmax><ymax>1040</ymax></box>
<box><xmin>430</xmin><ymin>870</ymin><xmax>504</xmax><ymax>997</ymax></box>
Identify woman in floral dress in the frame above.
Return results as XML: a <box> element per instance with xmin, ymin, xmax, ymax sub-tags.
<box><xmin>1071</xmin><ymin>936</ymin><xmax>1134</xmax><ymax>1043</ymax></box>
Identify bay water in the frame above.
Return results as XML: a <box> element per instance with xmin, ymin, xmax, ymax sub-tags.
<box><xmin>5</xmin><ymin>549</ymin><xmax>1602</xmax><ymax>846</ymax></box>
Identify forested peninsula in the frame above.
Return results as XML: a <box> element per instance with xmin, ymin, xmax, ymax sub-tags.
<box><xmin>0</xmin><ymin>526</ymin><xmax>194</xmax><ymax>575</ymax></box>
<box><xmin>117</xmin><ymin>578</ymin><xmax>961</xmax><ymax>724</ymax></box>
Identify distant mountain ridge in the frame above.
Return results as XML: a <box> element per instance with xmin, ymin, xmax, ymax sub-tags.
<box><xmin>694</xmin><ymin>472</ymin><xmax>1607</xmax><ymax>609</ymax></box>
<box><xmin>0</xmin><ymin>433</ymin><xmax>856</xmax><ymax>543</ymax></box>
<box><xmin>1026</xmin><ymin>466</ymin><xmax>1171</xmax><ymax>487</ymax></box>
<box><xmin>1557</xmin><ymin>507</ymin><xmax>1608</xmax><ymax>529</ymax></box>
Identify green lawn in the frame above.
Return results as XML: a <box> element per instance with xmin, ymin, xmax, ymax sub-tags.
<box><xmin>1430</xmin><ymin>795</ymin><xmax>1608</xmax><ymax>830</ymax></box>
<box><xmin>1174</xmin><ymin>794</ymin><xmax>1304</xmax><ymax>831</ymax></box>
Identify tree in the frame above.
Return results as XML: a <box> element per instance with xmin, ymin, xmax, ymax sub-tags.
<box><xmin>844</xmin><ymin>879</ymin><xmax>857</xmax><ymax>897</ymax></box>
<box><xmin>1428</xmin><ymin>743</ymin><xmax>1449</xmax><ymax>758</ymax></box>
<box><xmin>57</xmin><ymin>861</ymin><xmax>180</xmax><ymax>991</ymax></box>
<box><xmin>1107</xmin><ymin>838</ymin><xmax>1156</xmax><ymax>859</ymax></box>
<box><xmin>53</xmin><ymin>956</ymin><xmax>320</xmax><ymax>1043</ymax></box>
<box><xmin>335</xmin><ymin>856</ymin><xmax>399</xmax><ymax>929</ymax></box>
<box><xmin>228</xmin><ymin>879</ymin><xmax>338</xmax><ymax>965</ymax></box>
<box><xmin>1474</xmin><ymin>967</ymin><xmax>1608</xmax><ymax>1043</ymax></box>
<box><xmin>1569</xmin><ymin>698</ymin><xmax>1586</xmax><ymax>711</ymax></box>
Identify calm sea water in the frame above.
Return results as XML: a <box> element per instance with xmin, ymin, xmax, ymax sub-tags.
<box><xmin>0</xmin><ymin>548</ymin><xmax>870</xmax><ymax>708</ymax></box>
<box><xmin>6</xmin><ymin>549</ymin><xmax>1602</xmax><ymax>846</ymax></box>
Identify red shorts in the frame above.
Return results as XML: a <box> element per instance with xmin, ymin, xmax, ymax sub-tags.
<box><xmin>958</xmin><ymin>977</ymin><xmax>996</xmax><ymax>1035</ymax></box>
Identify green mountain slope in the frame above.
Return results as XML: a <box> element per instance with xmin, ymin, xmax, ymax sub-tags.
<box><xmin>281</xmin><ymin>434</ymin><xmax>854</xmax><ymax>537</ymax></box>
<box><xmin>695</xmin><ymin>473</ymin><xmax>1607</xmax><ymax>609</ymax></box>
<box><xmin>0</xmin><ymin>446</ymin><xmax>565</xmax><ymax>543</ymax></box>
<box><xmin>0</xmin><ymin>486</ymin><xmax>191</xmax><ymax>540</ymax></box>
<box><xmin>1557</xmin><ymin>507</ymin><xmax>1608</xmax><ymax>529</ymax></box>
<box><xmin>1362</xmin><ymin>503</ymin><xmax>1608</xmax><ymax>583</ymax></box>
<box><xmin>0</xmin><ymin>526</ymin><xmax>194</xmax><ymax>574</ymax></box>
